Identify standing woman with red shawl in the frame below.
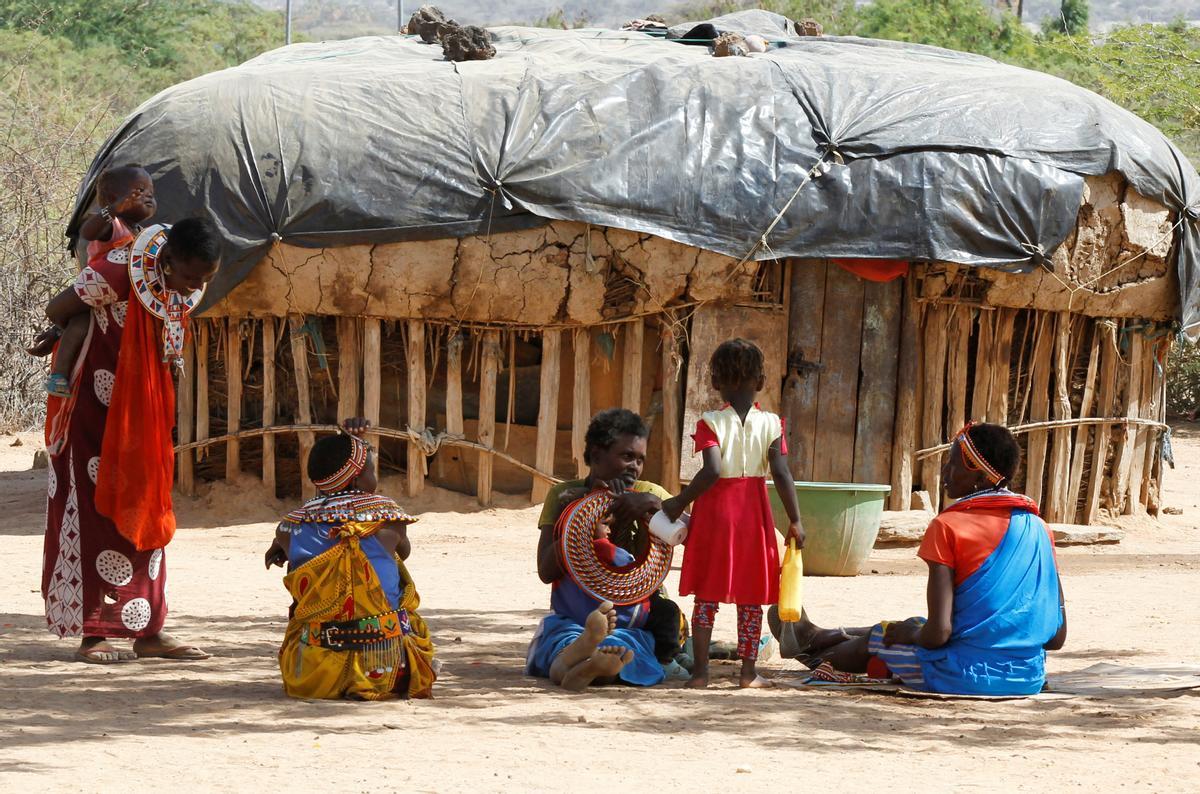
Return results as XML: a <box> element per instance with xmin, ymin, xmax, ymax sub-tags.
<box><xmin>37</xmin><ymin>217</ymin><xmax>221</xmax><ymax>663</ymax></box>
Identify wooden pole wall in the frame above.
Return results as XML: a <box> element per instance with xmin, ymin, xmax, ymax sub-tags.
<box><xmin>477</xmin><ymin>330</ymin><xmax>500</xmax><ymax>506</ymax></box>
<box><xmin>572</xmin><ymin>328</ymin><xmax>591</xmax><ymax>479</ymax></box>
<box><xmin>533</xmin><ymin>329</ymin><xmax>561</xmax><ymax>503</ymax></box>
<box><xmin>919</xmin><ymin>304</ymin><xmax>949</xmax><ymax>507</ymax></box>
<box><xmin>226</xmin><ymin>318</ymin><xmax>242</xmax><ymax>480</ymax></box>
<box><xmin>621</xmin><ymin>319</ymin><xmax>644</xmax><ymax>413</ymax></box>
<box><xmin>262</xmin><ymin>318</ymin><xmax>277</xmax><ymax>496</ymax></box>
<box><xmin>288</xmin><ymin>315</ymin><xmax>316</xmax><ymax>500</ymax></box>
<box><xmin>406</xmin><ymin>319</ymin><xmax>426</xmax><ymax>497</ymax></box>
<box><xmin>177</xmin><ymin>335</ymin><xmax>196</xmax><ymax>496</ymax></box>
<box><xmin>889</xmin><ymin>275</ymin><xmax>919</xmax><ymax>510</ymax></box>
<box><xmin>661</xmin><ymin>320</ymin><xmax>681</xmax><ymax>493</ymax></box>
<box><xmin>362</xmin><ymin>319</ymin><xmax>382</xmax><ymax>475</ymax></box>
<box><xmin>783</xmin><ymin>261</ymin><xmax>828</xmax><ymax>482</ymax></box>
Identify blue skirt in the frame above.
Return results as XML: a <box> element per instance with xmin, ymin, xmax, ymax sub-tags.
<box><xmin>525</xmin><ymin>613</ymin><xmax>664</xmax><ymax>687</ymax></box>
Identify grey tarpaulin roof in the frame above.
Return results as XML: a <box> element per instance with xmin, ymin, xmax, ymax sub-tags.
<box><xmin>70</xmin><ymin>10</ymin><xmax>1200</xmax><ymax>326</ymax></box>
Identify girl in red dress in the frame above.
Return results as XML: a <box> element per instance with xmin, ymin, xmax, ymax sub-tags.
<box><xmin>663</xmin><ymin>338</ymin><xmax>804</xmax><ymax>688</ymax></box>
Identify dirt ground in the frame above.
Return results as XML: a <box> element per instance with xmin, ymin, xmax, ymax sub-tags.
<box><xmin>2</xmin><ymin>428</ymin><xmax>1199</xmax><ymax>792</ymax></box>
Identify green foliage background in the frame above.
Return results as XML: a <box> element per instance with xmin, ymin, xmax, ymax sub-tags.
<box><xmin>0</xmin><ymin>0</ymin><xmax>1197</xmax><ymax>427</ymax></box>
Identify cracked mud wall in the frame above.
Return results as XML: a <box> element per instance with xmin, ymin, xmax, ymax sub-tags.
<box><xmin>210</xmin><ymin>221</ymin><xmax>760</xmax><ymax>323</ymax></box>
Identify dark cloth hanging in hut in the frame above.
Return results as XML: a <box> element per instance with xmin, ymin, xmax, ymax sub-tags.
<box><xmin>67</xmin><ymin>10</ymin><xmax>1200</xmax><ymax>330</ymax></box>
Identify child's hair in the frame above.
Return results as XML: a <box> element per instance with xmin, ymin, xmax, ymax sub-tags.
<box><xmin>96</xmin><ymin>163</ymin><xmax>149</xmax><ymax>204</ymax></box>
<box><xmin>308</xmin><ymin>433</ymin><xmax>356</xmax><ymax>483</ymax></box>
<box><xmin>583</xmin><ymin>408</ymin><xmax>649</xmax><ymax>464</ymax></box>
<box><xmin>967</xmin><ymin>423</ymin><xmax>1021</xmax><ymax>482</ymax></box>
<box><xmin>710</xmin><ymin>338</ymin><xmax>765</xmax><ymax>389</ymax></box>
<box><xmin>168</xmin><ymin>217</ymin><xmax>222</xmax><ymax>264</ymax></box>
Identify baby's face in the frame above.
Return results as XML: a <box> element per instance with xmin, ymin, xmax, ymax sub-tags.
<box><xmin>112</xmin><ymin>172</ymin><xmax>156</xmax><ymax>223</ymax></box>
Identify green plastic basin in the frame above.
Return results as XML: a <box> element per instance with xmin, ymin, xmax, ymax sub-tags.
<box><xmin>767</xmin><ymin>481</ymin><xmax>891</xmax><ymax>577</ymax></box>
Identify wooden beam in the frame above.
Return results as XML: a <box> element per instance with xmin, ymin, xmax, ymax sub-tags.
<box><xmin>889</xmin><ymin>274</ymin><xmax>920</xmax><ymax>510</ymax></box>
<box><xmin>572</xmin><ymin>328</ymin><xmax>591</xmax><ymax>479</ymax></box>
<box><xmin>783</xmin><ymin>260</ymin><xmax>828</xmax><ymax>482</ymax></box>
<box><xmin>262</xmin><ymin>318</ymin><xmax>277</xmax><ymax>497</ymax></box>
<box><xmin>477</xmin><ymin>329</ymin><xmax>501</xmax><ymax>506</ymax></box>
<box><xmin>1111</xmin><ymin>329</ymin><xmax>1142</xmax><ymax>514</ymax></box>
<box><xmin>336</xmin><ymin>317</ymin><xmax>361</xmax><ymax>422</ymax></box>
<box><xmin>853</xmin><ymin>277</ymin><xmax>902</xmax><ymax>485</ymax></box>
<box><xmin>363</xmin><ymin>318</ymin><xmax>382</xmax><ymax>477</ymax></box>
<box><xmin>1024</xmin><ymin>315</ymin><xmax>1054</xmax><ymax>508</ymax></box>
<box><xmin>445</xmin><ymin>333</ymin><xmax>464</xmax><ymax>437</ymax></box>
<box><xmin>288</xmin><ymin>315</ymin><xmax>316</xmax><ymax>500</ymax></box>
<box><xmin>945</xmin><ymin>306</ymin><xmax>971</xmax><ymax>437</ymax></box>
<box><xmin>812</xmin><ymin>263</ymin><xmax>865</xmax><ymax>482</ymax></box>
<box><xmin>661</xmin><ymin>320</ymin><xmax>681</xmax><ymax>493</ymax></box>
<box><xmin>1084</xmin><ymin>323</ymin><xmax>1119</xmax><ymax>524</ymax></box>
<box><xmin>177</xmin><ymin>333</ymin><xmax>196</xmax><ymax>496</ymax></box>
<box><xmin>1045</xmin><ymin>313</ymin><xmax>1073</xmax><ymax>523</ymax></box>
<box><xmin>196</xmin><ymin>321</ymin><xmax>209</xmax><ymax>469</ymax></box>
<box><xmin>226</xmin><ymin>318</ymin><xmax>242</xmax><ymax>481</ymax></box>
<box><xmin>988</xmin><ymin>309</ymin><xmax>1017</xmax><ymax>425</ymax></box>
<box><xmin>919</xmin><ymin>304</ymin><xmax>949</xmax><ymax>508</ymax></box>
<box><xmin>533</xmin><ymin>329</ymin><xmax>562</xmax><ymax>504</ymax></box>
<box><xmin>1065</xmin><ymin>323</ymin><xmax>1100</xmax><ymax>523</ymax></box>
<box><xmin>970</xmin><ymin>310</ymin><xmax>994</xmax><ymax>422</ymax></box>
<box><xmin>405</xmin><ymin>319</ymin><xmax>426</xmax><ymax>497</ymax></box>
<box><xmin>621</xmin><ymin>319</ymin><xmax>645</xmax><ymax>413</ymax></box>
<box><xmin>1127</xmin><ymin>334</ymin><xmax>1154</xmax><ymax>515</ymax></box>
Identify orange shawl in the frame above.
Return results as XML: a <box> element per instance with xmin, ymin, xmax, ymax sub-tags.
<box><xmin>95</xmin><ymin>297</ymin><xmax>178</xmax><ymax>551</ymax></box>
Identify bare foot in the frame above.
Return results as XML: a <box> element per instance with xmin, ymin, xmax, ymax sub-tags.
<box><xmin>132</xmin><ymin>632</ymin><xmax>211</xmax><ymax>660</ymax></box>
<box><xmin>739</xmin><ymin>673</ymin><xmax>775</xmax><ymax>689</ymax></box>
<box><xmin>684</xmin><ymin>673</ymin><xmax>710</xmax><ymax>689</ymax></box>
<box><xmin>767</xmin><ymin>606</ymin><xmax>848</xmax><ymax>659</ymax></box>
<box><xmin>74</xmin><ymin>637</ymin><xmax>135</xmax><ymax>664</ymax></box>
<box><xmin>554</xmin><ymin>601</ymin><xmax>616</xmax><ymax>672</ymax></box>
<box><xmin>561</xmin><ymin>645</ymin><xmax>633</xmax><ymax>691</ymax></box>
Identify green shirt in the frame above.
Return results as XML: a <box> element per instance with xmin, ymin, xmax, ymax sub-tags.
<box><xmin>538</xmin><ymin>479</ymin><xmax>671</xmax><ymax>558</ymax></box>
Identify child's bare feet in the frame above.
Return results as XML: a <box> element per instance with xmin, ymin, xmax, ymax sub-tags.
<box><xmin>739</xmin><ymin>673</ymin><xmax>774</xmax><ymax>689</ymax></box>
<box><xmin>561</xmin><ymin>645</ymin><xmax>632</xmax><ymax>691</ymax></box>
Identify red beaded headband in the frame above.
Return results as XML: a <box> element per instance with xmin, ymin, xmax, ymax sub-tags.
<box><xmin>312</xmin><ymin>434</ymin><xmax>369</xmax><ymax>492</ymax></box>
<box><xmin>955</xmin><ymin>422</ymin><xmax>1005</xmax><ymax>486</ymax></box>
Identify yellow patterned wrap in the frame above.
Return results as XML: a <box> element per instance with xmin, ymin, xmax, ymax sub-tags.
<box><xmin>279</xmin><ymin>521</ymin><xmax>436</xmax><ymax>700</ymax></box>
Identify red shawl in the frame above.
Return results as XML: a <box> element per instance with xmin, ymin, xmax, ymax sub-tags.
<box><xmin>95</xmin><ymin>297</ymin><xmax>178</xmax><ymax>551</ymax></box>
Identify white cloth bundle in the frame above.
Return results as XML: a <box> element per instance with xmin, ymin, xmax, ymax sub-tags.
<box><xmin>648</xmin><ymin>510</ymin><xmax>690</xmax><ymax>546</ymax></box>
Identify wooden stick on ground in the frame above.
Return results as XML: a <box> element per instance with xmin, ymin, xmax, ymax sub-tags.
<box><xmin>533</xmin><ymin>329</ymin><xmax>561</xmax><ymax>504</ymax></box>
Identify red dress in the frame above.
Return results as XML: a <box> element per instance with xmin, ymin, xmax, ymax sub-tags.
<box><xmin>42</xmin><ymin>252</ymin><xmax>168</xmax><ymax>638</ymax></box>
<box><xmin>678</xmin><ymin>406</ymin><xmax>785</xmax><ymax>605</ymax></box>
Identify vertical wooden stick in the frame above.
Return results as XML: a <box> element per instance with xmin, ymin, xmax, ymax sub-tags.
<box><xmin>661</xmin><ymin>321</ymin><xmax>682</xmax><ymax>493</ymax></box>
<box><xmin>288</xmin><ymin>315</ymin><xmax>315</xmax><ymax>500</ymax></box>
<box><xmin>621</xmin><ymin>319</ymin><xmax>645</xmax><ymax>413</ymax></box>
<box><xmin>1111</xmin><ymin>330</ymin><xmax>1142</xmax><ymax>514</ymax></box>
<box><xmin>262</xmin><ymin>318</ymin><xmax>277</xmax><ymax>497</ymax></box>
<box><xmin>226</xmin><ymin>318</ymin><xmax>242</xmax><ymax>481</ymax></box>
<box><xmin>1065</xmin><ymin>323</ymin><xmax>1100</xmax><ymax>522</ymax></box>
<box><xmin>970</xmin><ymin>310</ymin><xmax>994</xmax><ymax>422</ymax></box>
<box><xmin>405</xmin><ymin>319</ymin><xmax>425</xmax><ymax>497</ymax></box>
<box><xmin>337</xmin><ymin>317</ymin><xmax>361</xmax><ymax>421</ymax></box>
<box><xmin>945</xmin><ymin>306</ymin><xmax>971</xmax><ymax>436</ymax></box>
<box><xmin>533</xmin><ymin>329</ymin><xmax>562</xmax><ymax>503</ymax></box>
<box><xmin>919</xmin><ymin>304</ymin><xmax>949</xmax><ymax>509</ymax></box>
<box><xmin>889</xmin><ymin>275</ymin><xmax>919</xmax><ymax>510</ymax></box>
<box><xmin>987</xmin><ymin>309</ymin><xmax>1017</xmax><ymax>425</ymax></box>
<box><xmin>177</xmin><ymin>333</ymin><xmax>196</xmax><ymax>496</ymax></box>
<box><xmin>572</xmin><ymin>328</ymin><xmax>592</xmax><ymax>479</ymax></box>
<box><xmin>1127</xmin><ymin>335</ymin><xmax>1154</xmax><ymax>515</ymax></box>
<box><xmin>477</xmin><ymin>330</ymin><xmax>501</xmax><ymax>506</ymax></box>
<box><xmin>196</xmin><ymin>321</ymin><xmax>210</xmax><ymax>466</ymax></box>
<box><xmin>446</xmin><ymin>333</ymin><xmax>464</xmax><ymax>437</ymax></box>
<box><xmin>1024</xmin><ymin>316</ymin><xmax>1054</xmax><ymax>508</ymax></box>
<box><xmin>1045</xmin><ymin>312</ymin><xmax>1073</xmax><ymax>522</ymax></box>
<box><xmin>363</xmin><ymin>318</ymin><xmax>382</xmax><ymax>477</ymax></box>
<box><xmin>1084</xmin><ymin>323</ymin><xmax>1119</xmax><ymax>524</ymax></box>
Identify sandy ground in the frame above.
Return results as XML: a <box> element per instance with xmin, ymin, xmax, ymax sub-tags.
<box><xmin>1</xmin><ymin>429</ymin><xmax>1199</xmax><ymax>792</ymax></box>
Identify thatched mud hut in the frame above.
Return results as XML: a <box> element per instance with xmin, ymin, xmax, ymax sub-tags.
<box><xmin>69</xmin><ymin>11</ymin><xmax>1200</xmax><ymax>523</ymax></box>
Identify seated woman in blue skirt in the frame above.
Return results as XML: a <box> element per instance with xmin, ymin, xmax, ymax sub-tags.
<box><xmin>770</xmin><ymin>422</ymin><xmax>1067</xmax><ymax>696</ymax></box>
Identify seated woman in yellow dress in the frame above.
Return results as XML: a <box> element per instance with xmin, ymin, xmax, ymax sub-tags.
<box><xmin>265</xmin><ymin>421</ymin><xmax>436</xmax><ymax>700</ymax></box>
